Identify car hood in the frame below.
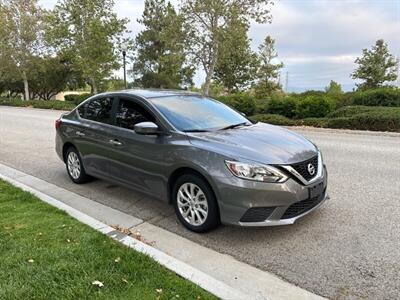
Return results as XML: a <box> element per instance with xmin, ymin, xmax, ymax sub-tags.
<box><xmin>187</xmin><ymin>122</ymin><xmax>317</xmax><ymax>165</ymax></box>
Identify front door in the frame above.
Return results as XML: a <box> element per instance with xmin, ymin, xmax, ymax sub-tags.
<box><xmin>105</xmin><ymin>97</ymin><xmax>169</xmax><ymax>198</ymax></box>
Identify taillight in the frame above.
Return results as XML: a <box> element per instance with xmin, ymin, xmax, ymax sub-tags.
<box><xmin>55</xmin><ymin>119</ymin><xmax>62</xmax><ymax>130</ymax></box>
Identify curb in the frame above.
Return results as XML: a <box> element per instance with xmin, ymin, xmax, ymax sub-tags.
<box><xmin>0</xmin><ymin>173</ymin><xmax>247</xmax><ymax>300</ymax></box>
<box><xmin>0</xmin><ymin>163</ymin><xmax>326</xmax><ymax>300</ymax></box>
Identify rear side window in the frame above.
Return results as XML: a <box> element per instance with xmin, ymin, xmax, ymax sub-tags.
<box><xmin>115</xmin><ymin>99</ymin><xmax>155</xmax><ymax>130</ymax></box>
<box><xmin>78</xmin><ymin>97</ymin><xmax>114</xmax><ymax>124</ymax></box>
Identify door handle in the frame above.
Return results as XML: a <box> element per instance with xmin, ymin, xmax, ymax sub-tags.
<box><xmin>76</xmin><ymin>131</ymin><xmax>85</xmax><ymax>136</ymax></box>
<box><xmin>109</xmin><ymin>139</ymin><xmax>123</xmax><ymax>146</ymax></box>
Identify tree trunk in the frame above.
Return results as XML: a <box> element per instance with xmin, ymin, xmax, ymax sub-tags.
<box><xmin>91</xmin><ymin>78</ymin><xmax>98</xmax><ymax>94</ymax></box>
<box><xmin>203</xmin><ymin>29</ymin><xmax>219</xmax><ymax>96</ymax></box>
<box><xmin>203</xmin><ymin>51</ymin><xmax>217</xmax><ymax>96</ymax></box>
<box><xmin>22</xmin><ymin>71</ymin><xmax>30</xmax><ymax>101</ymax></box>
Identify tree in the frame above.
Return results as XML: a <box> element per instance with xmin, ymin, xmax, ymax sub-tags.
<box><xmin>181</xmin><ymin>0</ymin><xmax>274</xmax><ymax>96</ymax></box>
<box><xmin>28</xmin><ymin>55</ymin><xmax>84</xmax><ymax>100</ymax></box>
<box><xmin>352</xmin><ymin>39</ymin><xmax>398</xmax><ymax>90</ymax></box>
<box><xmin>46</xmin><ymin>0</ymin><xmax>131</xmax><ymax>94</ymax></box>
<box><xmin>253</xmin><ymin>35</ymin><xmax>283</xmax><ymax>98</ymax></box>
<box><xmin>132</xmin><ymin>0</ymin><xmax>194</xmax><ymax>88</ymax></box>
<box><xmin>325</xmin><ymin>80</ymin><xmax>342</xmax><ymax>96</ymax></box>
<box><xmin>213</xmin><ymin>13</ymin><xmax>258</xmax><ymax>92</ymax></box>
<box><xmin>0</xmin><ymin>0</ymin><xmax>44</xmax><ymax>100</ymax></box>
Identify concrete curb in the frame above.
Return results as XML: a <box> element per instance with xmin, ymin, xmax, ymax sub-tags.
<box><xmin>0</xmin><ymin>173</ymin><xmax>247</xmax><ymax>300</ymax></box>
<box><xmin>0</xmin><ymin>163</ymin><xmax>326</xmax><ymax>300</ymax></box>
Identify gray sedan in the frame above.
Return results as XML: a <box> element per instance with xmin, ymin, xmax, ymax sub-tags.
<box><xmin>55</xmin><ymin>89</ymin><xmax>328</xmax><ymax>232</ymax></box>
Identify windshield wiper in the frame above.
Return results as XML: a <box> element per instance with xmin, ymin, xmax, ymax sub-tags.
<box><xmin>219</xmin><ymin>122</ymin><xmax>250</xmax><ymax>130</ymax></box>
<box><xmin>183</xmin><ymin>129</ymin><xmax>210</xmax><ymax>133</ymax></box>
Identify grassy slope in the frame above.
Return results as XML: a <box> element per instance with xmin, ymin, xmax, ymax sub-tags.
<box><xmin>0</xmin><ymin>180</ymin><xmax>215</xmax><ymax>300</ymax></box>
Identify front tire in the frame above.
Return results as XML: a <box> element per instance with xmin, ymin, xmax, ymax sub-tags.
<box><xmin>172</xmin><ymin>173</ymin><xmax>220</xmax><ymax>232</ymax></box>
<box><xmin>65</xmin><ymin>147</ymin><xmax>90</xmax><ymax>184</ymax></box>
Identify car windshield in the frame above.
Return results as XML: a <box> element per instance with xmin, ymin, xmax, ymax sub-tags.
<box><xmin>150</xmin><ymin>95</ymin><xmax>251</xmax><ymax>132</ymax></box>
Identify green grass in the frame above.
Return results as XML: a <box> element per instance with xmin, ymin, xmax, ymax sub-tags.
<box><xmin>0</xmin><ymin>180</ymin><xmax>215</xmax><ymax>300</ymax></box>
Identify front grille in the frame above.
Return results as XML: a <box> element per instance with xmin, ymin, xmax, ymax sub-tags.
<box><xmin>281</xmin><ymin>191</ymin><xmax>325</xmax><ymax>219</ymax></box>
<box><xmin>240</xmin><ymin>207</ymin><xmax>276</xmax><ymax>222</ymax></box>
<box><xmin>290</xmin><ymin>155</ymin><xmax>318</xmax><ymax>181</ymax></box>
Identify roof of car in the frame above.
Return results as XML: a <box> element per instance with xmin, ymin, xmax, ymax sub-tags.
<box><xmin>103</xmin><ymin>89</ymin><xmax>202</xmax><ymax>99</ymax></box>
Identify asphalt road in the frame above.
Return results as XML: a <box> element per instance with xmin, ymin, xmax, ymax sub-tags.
<box><xmin>1</xmin><ymin>106</ymin><xmax>399</xmax><ymax>299</ymax></box>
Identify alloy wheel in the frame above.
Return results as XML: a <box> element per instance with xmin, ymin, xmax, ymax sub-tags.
<box><xmin>177</xmin><ymin>183</ymin><xmax>209</xmax><ymax>226</ymax></box>
<box><xmin>67</xmin><ymin>152</ymin><xmax>81</xmax><ymax>180</ymax></box>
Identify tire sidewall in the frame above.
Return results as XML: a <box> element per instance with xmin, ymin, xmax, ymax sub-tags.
<box><xmin>172</xmin><ymin>173</ymin><xmax>220</xmax><ymax>233</ymax></box>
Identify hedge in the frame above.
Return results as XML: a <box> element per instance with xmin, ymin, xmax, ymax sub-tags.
<box><xmin>295</xmin><ymin>96</ymin><xmax>334</xmax><ymax>118</ymax></box>
<box><xmin>215</xmin><ymin>93</ymin><xmax>256</xmax><ymax>116</ymax></box>
<box><xmin>265</xmin><ymin>97</ymin><xmax>297</xmax><ymax>118</ymax></box>
<box><xmin>265</xmin><ymin>95</ymin><xmax>334</xmax><ymax>119</ymax></box>
<box><xmin>0</xmin><ymin>98</ymin><xmax>75</xmax><ymax>110</ymax></box>
<box><xmin>352</xmin><ymin>88</ymin><xmax>400</xmax><ymax>107</ymax></box>
<box><xmin>64</xmin><ymin>93</ymin><xmax>92</xmax><ymax>105</ymax></box>
<box><xmin>251</xmin><ymin>114</ymin><xmax>297</xmax><ymax>126</ymax></box>
<box><xmin>251</xmin><ymin>106</ymin><xmax>400</xmax><ymax>132</ymax></box>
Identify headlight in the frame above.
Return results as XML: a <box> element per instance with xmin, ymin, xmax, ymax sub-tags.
<box><xmin>225</xmin><ymin>160</ymin><xmax>288</xmax><ymax>183</ymax></box>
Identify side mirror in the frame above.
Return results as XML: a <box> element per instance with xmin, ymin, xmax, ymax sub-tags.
<box><xmin>134</xmin><ymin>122</ymin><xmax>160</xmax><ymax>135</ymax></box>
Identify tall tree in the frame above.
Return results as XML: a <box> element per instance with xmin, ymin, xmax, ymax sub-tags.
<box><xmin>46</xmin><ymin>0</ymin><xmax>131</xmax><ymax>94</ymax></box>
<box><xmin>325</xmin><ymin>80</ymin><xmax>342</xmax><ymax>95</ymax></box>
<box><xmin>254</xmin><ymin>35</ymin><xmax>283</xmax><ymax>98</ymax></box>
<box><xmin>0</xmin><ymin>0</ymin><xmax>44</xmax><ymax>100</ymax></box>
<box><xmin>213</xmin><ymin>13</ymin><xmax>258</xmax><ymax>92</ymax></box>
<box><xmin>352</xmin><ymin>39</ymin><xmax>398</xmax><ymax>90</ymax></box>
<box><xmin>132</xmin><ymin>0</ymin><xmax>194</xmax><ymax>88</ymax></box>
<box><xmin>181</xmin><ymin>0</ymin><xmax>273</xmax><ymax>95</ymax></box>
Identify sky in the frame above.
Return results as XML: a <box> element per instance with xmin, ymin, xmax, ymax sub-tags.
<box><xmin>39</xmin><ymin>0</ymin><xmax>400</xmax><ymax>92</ymax></box>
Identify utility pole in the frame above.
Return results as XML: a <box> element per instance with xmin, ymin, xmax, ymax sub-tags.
<box><xmin>285</xmin><ymin>71</ymin><xmax>289</xmax><ymax>92</ymax></box>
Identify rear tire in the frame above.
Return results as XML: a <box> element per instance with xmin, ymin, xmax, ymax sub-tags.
<box><xmin>65</xmin><ymin>147</ymin><xmax>90</xmax><ymax>184</ymax></box>
<box><xmin>172</xmin><ymin>173</ymin><xmax>220</xmax><ymax>233</ymax></box>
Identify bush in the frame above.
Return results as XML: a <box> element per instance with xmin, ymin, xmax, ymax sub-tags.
<box><xmin>215</xmin><ymin>93</ymin><xmax>256</xmax><ymax>116</ymax></box>
<box><xmin>0</xmin><ymin>98</ymin><xmax>75</xmax><ymax>110</ymax></box>
<box><xmin>64</xmin><ymin>93</ymin><xmax>92</xmax><ymax>105</ymax></box>
<box><xmin>251</xmin><ymin>106</ymin><xmax>400</xmax><ymax>132</ymax></box>
<box><xmin>295</xmin><ymin>96</ymin><xmax>333</xmax><ymax>118</ymax></box>
<box><xmin>250</xmin><ymin>114</ymin><xmax>297</xmax><ymax>126</ymax></box>
<box><xmin>327</xmin><ymin>105</ymin><xmax>400</xmax><ymax>118</ymax></box>
<box><xmin>265</xmin><ymin>96</ymin><xmax>297</xmax><ymax>118</ymax></box>
<box><xmin>325</xmin><ymin>112</ymin><xmax>400</xmax><ymax>132</ymax></box>
<box><xmin>352</xmin><ymin>88</ymin><xmax>400</xmax><ymax>107</ymax></box>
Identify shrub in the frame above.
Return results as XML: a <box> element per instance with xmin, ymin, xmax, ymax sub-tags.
<box><xmin>64</xmin><ymin>93</ymin><xmax>92</xmax><ymax>105</ymax></box>
<box><xmin>0</xmin><ymin>98</ymin><xmax>75</xmax><ymax>110</ymax></box>
<box><xmin>265</xmin><ymin>96</ymin><xmax>297</xmax><ymax>118</ymax></box>
<box><xmin>215</xmin><ymin>93</ymin><xmax>256</xmax><ymax>116</ymax></box>
<box><xmin>352</xmin><ymin>87</ymin><xmax>400</xmax><ymax>107</ymax></box>
<box><xmin>327</xmin><ymin>105</ymin><xmax>400</xmax><ymax>118</ymax></box>
<box><xmin>250</xmin><ymin>114</ymin><xmax>296</xmax><ymax>126</ymax></box>
<box><xmin>295</xmin><ymin>96</ymin><xmax>333</xmax><ymax>118</ymax></box>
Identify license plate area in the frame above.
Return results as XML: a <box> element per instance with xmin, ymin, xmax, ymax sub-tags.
<box><xmin>309</xmin><ymin>181</ymin><xmax>324</xmax><ymax>198</ymax></box>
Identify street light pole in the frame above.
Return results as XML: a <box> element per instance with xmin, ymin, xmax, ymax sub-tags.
<box><xmin>121</xmin><ymin>44</ymin><xmax>127</xmax><ymax>89</ymax></box>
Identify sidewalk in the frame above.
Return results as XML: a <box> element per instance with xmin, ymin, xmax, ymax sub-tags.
<box><xmin>0</xmin><ymin>162</ymin><xmax>325</xmax><ymax>300</ymax></box>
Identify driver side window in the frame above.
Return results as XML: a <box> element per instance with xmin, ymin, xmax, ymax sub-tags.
<box><xmin>115</xmin><ymin>98</ymin><xmax>155</xmax><ymax>130</ymax></box>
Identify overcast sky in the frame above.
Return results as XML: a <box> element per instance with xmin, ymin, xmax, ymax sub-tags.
<box><xmin>40</xmin><ymin>0</ymin><xmax>400</xmax><ymax>91</ymax></box>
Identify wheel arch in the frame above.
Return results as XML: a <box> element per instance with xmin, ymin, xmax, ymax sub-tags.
<box><xmin>62</xmin><ymin>142</ymin><xmax>76</xmax><ymax>163</ymax></box>
<box><xmin>167</xmin><ymin>167</ymin><xmax>220</xmax><ymax>208</ymax></box>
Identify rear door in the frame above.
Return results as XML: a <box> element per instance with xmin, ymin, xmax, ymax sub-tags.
<box><xmin>74</xmin><ymin>96</ymin><xmax>117</xmax><ymax>176</ymax></box>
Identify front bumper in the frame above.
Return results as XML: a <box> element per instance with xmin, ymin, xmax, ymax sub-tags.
<box><xmin>214</xmin><ymin>165</ymin><xmax>328</xmax><ymax>226</ymax></box>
